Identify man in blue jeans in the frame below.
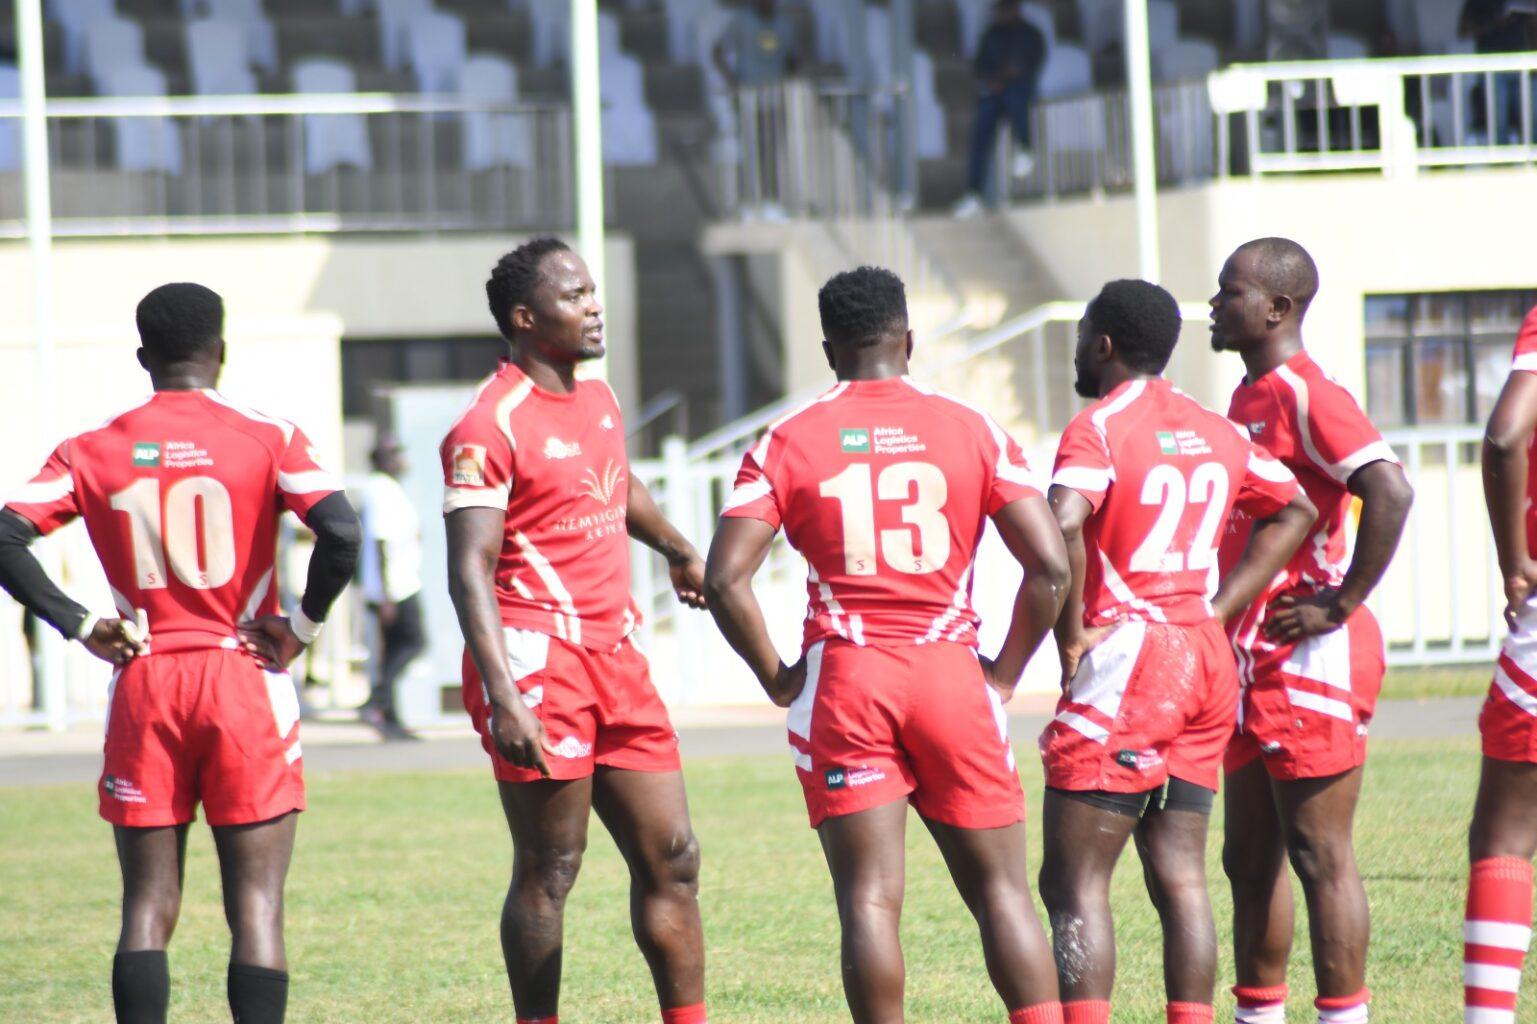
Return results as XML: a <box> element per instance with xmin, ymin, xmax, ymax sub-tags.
<box><xmin>955</xmin><ymin>0</ymin><xmax>1047</xmax><ymax>216</ymax></box>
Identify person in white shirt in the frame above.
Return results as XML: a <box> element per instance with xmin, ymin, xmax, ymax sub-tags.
<box><xmin>359</xmin><ymin>436</ymin><xmax>425</xmax><ymax>741</ymax></box>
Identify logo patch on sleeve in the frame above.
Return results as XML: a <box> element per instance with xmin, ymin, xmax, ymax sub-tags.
<box><xmin>839</xmin><ymin>428</ymin><xmax>870</xmax><ymax>454</ymax></box>
<box><xmin>131</xmin><ymin>443</ymin><xmax>161</xmax><ymax>467</ymax></box>
<box><xmin>451</xmin><ymin>444</ymin><xmax>488</xmax><ymax>486</ymax></box>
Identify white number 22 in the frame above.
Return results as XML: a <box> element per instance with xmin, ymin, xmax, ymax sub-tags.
<box><xmin>1127</xmin><ymin>462</ymin><xmax>1229</xmax><ymax>573</ymax></box>
<box><xmin>109</xmin><ymin>477</ymin><xmax>237</xmax><ymax>590</ymax></box>
<box><xmin>819</xmin><ymin>462</ymin><xmax>950</xmax><ymax>576</ymax></box>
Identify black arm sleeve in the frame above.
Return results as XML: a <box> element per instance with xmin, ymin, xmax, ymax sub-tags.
<box><xmin>297</xmin><ymin>491</ymin><xmax>362</xmax><ymax>623</ymax></box>
<box><xmin>0</xmin><ymin>509</ymin><xmax>90</xmax><ymax>640</ymax></box>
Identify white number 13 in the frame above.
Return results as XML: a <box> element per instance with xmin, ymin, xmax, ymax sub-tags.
<box><xmin>819</xmin><ymin>461</ymin><xmax>950</xmax><ymax>576</ymax></box>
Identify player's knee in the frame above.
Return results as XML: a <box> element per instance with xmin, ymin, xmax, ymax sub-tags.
<box><xmin>520</xmin><ymin>844</ymin><xmax>585</xmax><ymax>905</ymax></box>
<box><xmin>654</xmin><ymin>830</ymin><xmax>700</xmax><ymax>893</ymax></box>
<box><xmin>1222</xmin><ymin>839</ymin><xmax>1277</xmax><ymax>890</ymax></box>
<box><xmin>123</xmin><ymin>893</ymin><xmax>181</xmax><ymax>946</ymax></box>
<box><xmin>1285</xmin><ymin>827</ymin><xmax>1353</xmax><ymax>887</ymax></box>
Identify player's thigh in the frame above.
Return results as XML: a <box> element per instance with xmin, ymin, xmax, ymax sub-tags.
<box><xmin>817</xmin><ymin>799</ymin><xmax>910</xmax><ymax>910</ymax></box>
<box><xmin>898</xmin><ymin>642</ymin><xmax>1024</xmax><ymax>830</ymax></box>
<box><xmin>592</xmin><ymin>767</ymin><xmax>697</xmax><ymax>883</ymax></box>
<box><xmin>1135</xmin><ymin>782</ymin><xmax>1216</xmax><ymax>896</ymax></box>
<box><xmin>1039</xmin><ymin>788</ymin><xmax>1140</xmax><ymax>886</ymax></box>
<box><xmin>792</xmin><ymin>642</ymin><xmax>916</xmax><ymax>828</ymax></box>
<box><xmin>211</xmin><ymin>811</ymin><xmax>299</xmax><ymax>904</ymax></box>
<box><xmin>114</xmin><ymin>823</ymin><xmax>191</xmax><ymax>903</ymax></box>
<box><xmin>1222</xmin><ymin>757</ymin><xmax>1285</xmax><ymax>870</ymax></box>
<box><xmin>921</xmin><ymin>815</ymin><xmax>1033</xmax><ymax>908</ymax></box>
<box><xmin>1270</xmin><ymin>765</ymin><xmax>1365</xmax><ymax>876</ymax></box>
<box><xmin>198</xmin><ymin>652</ymin><xmax>306</xmax><ymax>828</ymax></box>
<box><xmin>498</xmin><ymin>776</ymin><xmax>596</xmax><ymax>868</ymax></box>
<box><xmin>1470</xmin><ymin>756</ymin><xmax>1537</xmax><ymax>861</ymax></box>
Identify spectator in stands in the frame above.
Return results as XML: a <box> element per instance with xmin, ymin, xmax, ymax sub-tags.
<box><xmin>1264</xmin><ymin>0</ymin><xmax>1329</xmax><ymax>60</ymax></box>
<box><xmin>954</xmin><ymin>0</ymin><xmax>1046</xmax><ymax>218</ymax></box>
<box><xmin>358</xmin><ymin>436</ymin><xmax>424</xmax><ymax>742</ymax></box>
<box><xmin>1461</xmin><ymin>0</ymin><xmax>1537</xmax><ymax>143</ymax></box>
<box><xmin>713</xmin><ymin>0</ymin><xmax>800</xmax><ymax>220</ymax></box>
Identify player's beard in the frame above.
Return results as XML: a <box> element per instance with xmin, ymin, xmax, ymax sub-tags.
<box><xmin>1073</xmin><ymin>366</ymin><xmax>1099</xmax><ymax>399</ymax></box>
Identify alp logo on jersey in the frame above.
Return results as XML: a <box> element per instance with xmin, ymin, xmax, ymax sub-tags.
<box><xmin>1155</xmin><ymin>432</ymin><xmax>1178</xmax><ymax>455</ymax></box>
<box><xmin>839</xmin><ymin>428</ymin><xmax>870</xmax><ymax>453</ymax></box>
<box><xmin>131</xmin><ymin>443</ymin><xmax>161</xmax><ymax>467</ymax></box>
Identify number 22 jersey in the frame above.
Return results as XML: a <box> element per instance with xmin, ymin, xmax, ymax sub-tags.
<box><xmin>3</xmin><ymin>389</ymin><xmax>343</xmax><ymax>653</ymax></box>
<box><xmin>721</xmin><ymin>376</ymin><xmax>1045</xmax><ymax>650</ymax></box>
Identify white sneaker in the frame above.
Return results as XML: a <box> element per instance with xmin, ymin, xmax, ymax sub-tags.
<box><xmin>952</xmin><ymin>193</ymin><xmax>985</xmax><ymax>218</ymax></box>
<box><xmin>1012</xmin><ymin>149</ymin><xmax>1036</xmax><ymax>177</ymax></box>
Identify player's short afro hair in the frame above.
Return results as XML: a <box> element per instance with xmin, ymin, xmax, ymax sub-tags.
<box><xmin>1237</xmin><ymin>236</ymin><xmax>1319</xmax><ymax>314</ymax></box>
<box><xmin>486</xmin><ymin>236</ymin><xmax>571</xmax><ymax>340</ymax></box>
<box><xmin>818</xmin><ymin>266</ymin><xmax>909</xmax><ymax>348</ymax></box>
<box><xmin>1085</xmin><ymin>279</ymin><xmax>1183</xmax><ymax>376</ymax></box>
<box><xmin>136</xmin><ymin>283</ymin><xmax>224</xmax><ymax>362</ymax></box>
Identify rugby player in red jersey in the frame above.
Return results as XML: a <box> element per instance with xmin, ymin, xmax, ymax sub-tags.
<box><xmin>1037</xmin><ymin>279</ymin><xmax>1315</xmax><ymax>1024</ymax></box>
<box><xmin>705</xmin><ymin>266</ymin><xmax>1071</xmax><ymax>1024</ymax></box>
<box><xmin>1462</xmin><ymin>301</ymin><xmax>1537</xmax><ymax>1024</ymax></box>
<box><xmin>1210</xmin><ymin>239</ymin><xmax>1414</xmax><ymax>1024</ymax></box>
<box><xmin>0</xmin><ymin>283</ymin><xmax>360</xmax><ymax>1024</ymax></box>
<box><xmin>442</xmin><ymin>238</ymin><xmax>709</xmax><ymax>1024</ymax></box>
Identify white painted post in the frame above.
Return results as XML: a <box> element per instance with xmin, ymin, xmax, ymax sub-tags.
<box><xmin>570</xmin><ymin>0</ymin><xmax>608</xmax><ymax>373</ymax></box>
<box><xmin>1123</xmin><ymin>0</ymin><xmax>1161</xmax><ymax>282</ymax></box>
<box><xmin>659</xmin><ymin>436</ymin><xmax>699</xmax><ymax>705</ymax></box>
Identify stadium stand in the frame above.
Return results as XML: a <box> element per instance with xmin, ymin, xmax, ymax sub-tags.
<box><xmin>292</xmin><ymin>56</ymin><xmax>373</xmax><ymax>172</ymax></box>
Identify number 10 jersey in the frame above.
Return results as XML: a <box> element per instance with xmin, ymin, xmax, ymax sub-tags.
<box><xmin>721</xmin><ymin>376</ymin><xmax>1045</xmax><ymax>651</ymax></box>
<box><xmin>4</xmin><ymin>389</ymin><xmax>343</xmax><ymax>654</ymax></box>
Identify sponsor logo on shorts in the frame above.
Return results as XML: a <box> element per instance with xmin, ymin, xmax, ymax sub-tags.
<box><xmin>1260</xmin><ymin>740</ymin><xmax>1284</xmax><ymax>755</ymax></box>
<box><xmin>825</xmin><ymin>766</ymin><xmax>886</xmax><ymax>790</ymax></box>
<box><xmin>549</xmin><ymin>736</ymin><xmax>593</xmax><ymax>760</ymax></box>
<box><xmin>1115</xmin><ymin>748</ymin><xmax>1163</xmax><ymax>772</ymax></box>
<box><xmin>451</xmin><ymin>444</ymin><xmax>488</xmax><ymax>487</ymax></box>
<box><xmin>1247</xmin><ymin>421</ymin><xmax>1267</xmax><ymax>436</ymax></box>
<box><xmin>103</xmin><ymin>774</ymin><xmax>147</xmax><ymax>804</ymax></box>
<box><xmin>131</xmin><ymin>443</ymin><xmax>161</xmax><ymax>467</ymax></box>
<box><xmin>825</xmin><ymin>768</ymin><xmax>847</xmax><ymax>790</ymax></box>
<box><xmin>839</xmin><ymin>428</ymin><xmax>870</xmax><ymax>454</ymax></box>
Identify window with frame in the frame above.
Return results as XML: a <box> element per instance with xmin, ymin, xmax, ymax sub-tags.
<box><xmin>1364</xmin><ymin>289</ymin><xmax>1537</xmax><ymax>428</ymax></box>
<box><xmin>340</xmin><ymin>336</ymin><xmax>507</xmax><ymax>419</ymax></box>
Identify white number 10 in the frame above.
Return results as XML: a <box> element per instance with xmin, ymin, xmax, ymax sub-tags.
<box><xmin>1127</xmin><ymin>462</ymin><xmax>1229</xmax><ymax>573</ymax></box>
<box><xmin>109</xmin><ymin>477</ymin><xmax>237</xmax><ymax>590</ymax></box>
<box><xmin>819</xmin><ymin>461</ymin><xmax>950</xmax><ymax>576</ymax></box>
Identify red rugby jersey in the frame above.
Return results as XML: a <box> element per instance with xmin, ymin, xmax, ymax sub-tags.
<box><xmin>3</xmin><ymin>389</ymin><xmax>343</xmax><ymax>653</ymax></box>
<box><xmin>1052</xmin><ymin>378</ymin><xmax>1300</xmax><ymax>628</ymax></box>
<box><xmin>440</xmin><ymin>361</ymin><xmax>640</xmax><ymax>651</ymax></box>
<box><xmin>721</xmin><ymin>376</ymin><xmax>1044</xmax><ymax>651</ymax></box>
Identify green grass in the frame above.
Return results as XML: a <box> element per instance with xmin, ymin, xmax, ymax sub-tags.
<box><xmin>1384</xmin><ymin>663</ymin><xmax>1492</xmax><ymax>700</ymax></box>
<box><xmin>0</xmin><ymin>737</ymin><xmax>1513</xmax><ymax>1022</ymax></box>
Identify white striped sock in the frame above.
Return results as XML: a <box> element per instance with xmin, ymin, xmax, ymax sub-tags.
<box><xmin>1235</xmin><ymin>1004</ymin><xmax>1285</xmax><ymax>1024</ymax></box>
<box><xmin>1317</xmin><ymin>1001</ymin><xmax>1368</xmax><ymax>1024</ymax></box>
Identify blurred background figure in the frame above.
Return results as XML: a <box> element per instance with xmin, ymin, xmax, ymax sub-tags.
<box><xmin>1460</xmin><ymin>0</ymin><xmax>1537</xmax><ymax>143</ymax></box>
<box><xmin>358</xmin><ymin>436</ymin><xmax>424</xmax><ymax>742</ymax></box>
<box><xmin>954</xmin><ymin>0</ymin><xmax>1046</xmax><ymax>217</ymax></box>
<box><xmin>713</xmin><ymin>0</ymin><xmax>800</xmax><ymax>219</ymax></box>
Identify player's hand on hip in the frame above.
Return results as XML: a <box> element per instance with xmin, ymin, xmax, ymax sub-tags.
<box><xmin>668</xmin><ymin>552</ymin><xmax>709</xmax><ymax>610</ymax></box>
<box><xmin>1264</xmin><ymin>589</ymin><xmax>1345</xmax><ymax>643</ymax></box>
<box><xmin>978</xmin><ymin>655</ymin><xmax>1016</xmax><ymax>704</ymax></box>
<box><xmin>490</xmin><ymin>701</ymin><xmax>552</xmax><ymax>777</ymax></box>
<box><xmin>765</xmin><ymin>658</ymin><xmax>807</xmax><ymax>708</ymax></box>
<box><xmin>237</xmin><ymin>616</ymin><xmax>307</xmax><ymax>670</ymax></box>
<box><xmin>82</xmin><ymin>617</ymin><xmax>149</xmax><ymax>666</ymax></box>
<box><xmin>1057</xmin><ymin>621</ymin><xmax>1120</xmax><ymax>692</ymax></box>
<box><xmin>1503</xmin><ymin>558</ymin><xmax>1537</xmax><ymax>629</ymax></box>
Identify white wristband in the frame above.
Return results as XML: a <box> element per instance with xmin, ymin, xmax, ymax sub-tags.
<box><xmin>290</xmin><ymin>608</ymin><xmax>323</xmax><ymax>645</ymax></box>
<box><xmin>73</xmin><ymin>614</ymin><xmax>100</xmax><ymax>642</ymax></box>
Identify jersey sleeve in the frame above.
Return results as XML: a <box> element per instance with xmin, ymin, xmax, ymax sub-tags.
<box><xmin>3</xmin><ymin>442</ymin><xmax>80</xmax><ymax>537</ymax></box>
<box><xmin>719</xmin><ymin>436</ymin><xmax>783</xmax><ymax>531</ymax></box>
<box><xmin>1050</xmin><ymin>413</ymin><xmax>1112</xmax><ymax>513</ymax></box>
<box><xmin>1290</xmin><ymin>373</ymin><xmax>1398</xmax><ymax>486</ymax></box>
<box><xmin>1232</xmin><ymin>440</ymin><xmax>1301</xmax><ymax>519</ymax></box>
<box><xmin>441</xmin><ymin>403</ymin><xmax>515</xmax><ymax>514</ymax></box>
<box><xmin>1512</xmin><ymin>305</ymin><xmax>1537</xmax><ymax>374</ymax></box>
<box><xmin>277</xmin><ymin>426</ymin><xmax>346</xmax><ymax>519</ymax></box>
<box><xmin>980</xmin><ymin>414</ymin><xmax>1045</xmax><ymax>514</ymax></box>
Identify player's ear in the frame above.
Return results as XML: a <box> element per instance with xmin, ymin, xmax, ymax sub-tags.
<box><xmin>510</xmin><ymin>303</ymin><xmax>535</xmax><ymax>334</ymax></box>
<box><xmin>1095</xmin><ymin>332</ymin><xmax>1115</xmax><ymax>365</ymax></box>
<box><xmin>904</xmin><ymin>328</ymin><xmax>914</xmax><ymax>360</ymax></box>
<box><xmin>822</xmin><ymin>339</ymin><xmax>835</xmax><ymax>371</ymax></box>
<box><xmin>1269</xmin><ymin>294</ymin><xmax>1293</xmax><ymax>325</ymax></box>
<box><xmin>135</xmin><ymin>348</ymin><xmax>149</xmax><ymax>372</ymax></box>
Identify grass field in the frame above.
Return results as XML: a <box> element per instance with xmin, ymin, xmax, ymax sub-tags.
<box><xmin>0</xmin><ymin>736</ymin><xmax>1515</xmax><ymax>1023</ymax></box>
<box><xmin>1384</xmin><ymin>663</ymin><xmax>1492</xmax><ymax>700</ymax></box>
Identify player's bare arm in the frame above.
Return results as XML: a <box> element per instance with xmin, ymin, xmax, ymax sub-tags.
<box><xmin>446</xmin><ymin>505</ymin><xmax>552</xmax><ymax>775</ymax></box>
<box><xmin>627</xmin><ymin>471</ymin><xmax>707</xmax><ymax>609</ymax></box>
<box><xmin>1047</xmin><ymin>485</ymin><xmax>1119</xmax><ymax>690</ymax></box>
<box><xmin>1483</xmin><ymin>370</ymin><xmax>1537</xmax><ymax>625</ymax></box>
<box><xmin>1210</xmin><ymin>490</ymin><xmax>1318</xmax><ymax>623</ymax></box>
<box><xmin>238</xmin><ymin>492</ymin><xmax>362</xmax><ymax>669</ymax></box>
<box><xmin>984</xmin><ymin>495</ymin><xmax>1070</xmax><ymax>701</ymax></box>
<box><xmin>1265</xmin><ymin>460</ymin><xmax>1413</xmax><ymax>643</ymax></box>
<box><xmin>703</xmin><ymin>516</ymin><xmax>804</xmax><ymax>707</ymax></box>
<box><xmin>0</xmin><ymin>508</ymin><xmax>148</xmax><ymax>665</ymax></box>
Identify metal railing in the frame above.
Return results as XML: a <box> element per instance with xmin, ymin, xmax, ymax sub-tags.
<box><xmin>0</xmin><ymin>93</ymin><xmax>573</xmax><ymax>236</ymax></box>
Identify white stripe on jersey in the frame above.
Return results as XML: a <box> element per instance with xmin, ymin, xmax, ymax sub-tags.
<box><xmin>807</xmin><ymin>563</ymin><xmax>852</xmax><ymax>643</ymax></box>
<box><xmin>901</xmin><ymin>377</ymin><xmax>1047</xmax><ymax>492</ymax></box>
<box><xmin>512</xmin><ymin>529</ymin><xmax>582</xmax><ymax>646</ymax></box>
<box><xmin>1514</xmin><ymin>353</ymin><xmax>1537</xmax><ymax>372</ymax></box>
<box><xmin>1097</xmin><ymin>549</ymin><xmax>1168</xmax><ymax>623</ymax></box>
<box><xmin>917</xmin><ymin>563</ymin><xmax>973</xmax><ymax>645</ymax></box>
<box><xmin>1272</xmin><ymin>364</ymin><xmax>1397</xmax><ymax>486</ymax></box>
<box><xmin>1090</xmin><ymin>379</ymin><xmax>1145</xmax><ymax>437</ymax></box>
<box><xmin>8</xmin><ymin>473</ymin><xmax>73</xmax><ymax>505</ymax></box>
<box><xmin>1052</xmin><ymin>466</ymin><xmax>1111</xmax><ymax>493</ymax></box>
<box><xmin>748</xmin><ymin>382</ymin><xmax>852</xmax><ymax>466</ymax></box>
<box><xmin>1246</xmin><ymin>450</ymin><xmax>1296</xmax><ymax>484</ymax></box>
<box><xmin>242</xmin><ymin>568</ymin><xmax>274</xmax><ymax>622</ymax></box>
<box><xmin>494</xmin><ymin>377</ymin><xmax>536</xmax><ymax>451</ymax></box>
<box><xmin>200</xmin><ymin>389</ymin><xmax>297</xmax><ymax>443</ymax></box>
<box><xmin>722</xmin><ymin>477</ymin><xmax>772</xmax><ymax>512</ymax></box>
<box><xmin>278</xmin><ymin>469</ymin><xmax>343</xmax><ymax>495</ymax></box>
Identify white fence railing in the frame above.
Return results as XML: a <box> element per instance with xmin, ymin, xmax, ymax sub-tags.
<box><xmin>0</xmin><ymin>93</ymin><xmax>573</xmax><ymax>235</ymax></box>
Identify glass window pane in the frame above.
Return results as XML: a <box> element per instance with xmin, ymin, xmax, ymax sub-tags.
<box><xmin>1365</xmin><ymin>343</ymin><xmax>1407</xmax><ymax>427</ymax></box>
<box><xmin>1412</xmin><ymin>294</ymin><xmax>1466</xmax><ymax>337</ymax></box>
<box><xmin>403</xmin><ymin>340</ymin><xmax>452</xmax><ymax>382</ymax></box>
<box><xmin>1475</xmin><ymin>339</ymin><xmax>1513</xmax><ymax>423</ymax></box>
<box><xmin>1411</xmin><ymin>338</ymin><xmax>1469</xmax><ymax>424</ymax></box>
<box><xmin>340</xmin><ymin>340</ymin><xmax>402</xmax><ymax>419</ymax></box>
<box><xmin>1365</xmin><ymin>295</ymin><xmax>1410</xmax><ymax>339</ymax></box>
<box><xmin>1468</xmin><ymin>291</ymin><xmax>1526</xmax><ymax>335</ymax></box>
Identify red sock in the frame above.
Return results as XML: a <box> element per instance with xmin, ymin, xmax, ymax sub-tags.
<box><xmin>1062</xmin><ymin>1000</ymin><xmax>1110</xmax><ymax>1024</ymax></box>
<box><xmin>1010</xmin><ymin>1002</ymin><xmax>1064</xmax><ymax>1024</ymax></box>
<box><xmin>1232</xmin><ymin>985</ymin><xmax>1287</xmax><ymax>1024</ymax></box>
<box><xmin>1168</xmin><ymin>1002</ymin><xmax>1213</xmax><ymax>1024</ymax></box>
<box><xmin>661</xmin><ymin>1003</ymin><xmax>707</xmax><ymax>1024</ymax></box>
<box><xmin>516</xmin><ymin>1017</ymin><xmax>556</xmax><ymax>1024</ymax></box>
<box><xmin>1315</xmin><ymin>988</ymin><xmax>1370</xmax><ymax>1023</ymax></box>
<box><xmin>1466</xmin><ymin>856</ymin><xmax>1534</xmax><ymax>1024</ymax></box>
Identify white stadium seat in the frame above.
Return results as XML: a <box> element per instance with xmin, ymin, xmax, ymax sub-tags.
<box><xmin>599</xmin><ymin>52</ymin><xmax>658</xmax><ymax>165</ymax></box>
<box><xmin>97</xmin><ymin>63</ymin><xmax>183</xmax><ymax>174</ymax></box>
<box><xmin>1147</xmin><ymin>0</ymin><xmax>1179</xmax><ymax>51</ymax></box>
<box><xmin>912</xmin><ymin>49</ymin><xmax>947</xmax><ymax>160</ymax></box>
<box><xmin>664</xmin><ymin>0</ymin><xmax>716</xmax><ymax>64</ymax></box>
<box><xmin>84</xmin><ymin>15</ymin><xmax>146</xmax><ymax>91</ymax></box>
<box><xmin>459</xmin><ymin>54</ymin><xmax>533</xmax><ymax>171</ymax></box>
<box><xmin>202</xmin><ymin>0</ymin><xmax>279</xmax><ymax>72</ymax></box>
<box><xmin>292</xmin><ymin>58</ymin><xmax>374</xmax><ymax>174</ymax></box>
<box><xmin>1038</xmin><ymin>41</ymin><xmax>1091</xmax><ymax>99</ymax></box>
<box><xmin>46</xmin><ymin>0</ymin><xmax>116</xmax><ymax>76</ymax></box>
<box><xmin>525</xmin><ymin>0</ymin><xmax>572</xmax><ymax>67</ymax></box>
<box><xmin>0</xmin><ymin>63</ymin><xmax>19</xmax><ymax>173</ymax></box>
<box><xmin>1154</xmin><ymin>37</ymin><xmax>1219</xmax><ymax>82</ymax></box>
<box><xmin>376</xmin><ymin>0</ymin><xmax>432</xmax><ymax>72</ymax></box>
<box><xmin>186</xmin><ymin>18</ymin><xmax>258</xmax><ymax>95</ymax></box>
<box><xmin>1326</xmin><ymin>32</ymin><xmax>1370</xmax><ymax>60</ymax></box>
<box><xmin>407</xmin><ymin>9</ymin><xmax>468</xmax><ymax>95</ymax></box>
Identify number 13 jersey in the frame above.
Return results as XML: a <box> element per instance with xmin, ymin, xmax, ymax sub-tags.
<box><xmin>3</xmin><ymin>389</ymin><xmax>343</xmax><ymax>654</ymax></box>
<box><xmin>1052</xmin><ymin>378</ymin><xmax>1300</xmax><ymax>628</ymax></box>
<box><xmin>722</xmin><ymin>376</ymin><xmax>1045</xmax><ymax>650</ymax></box>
